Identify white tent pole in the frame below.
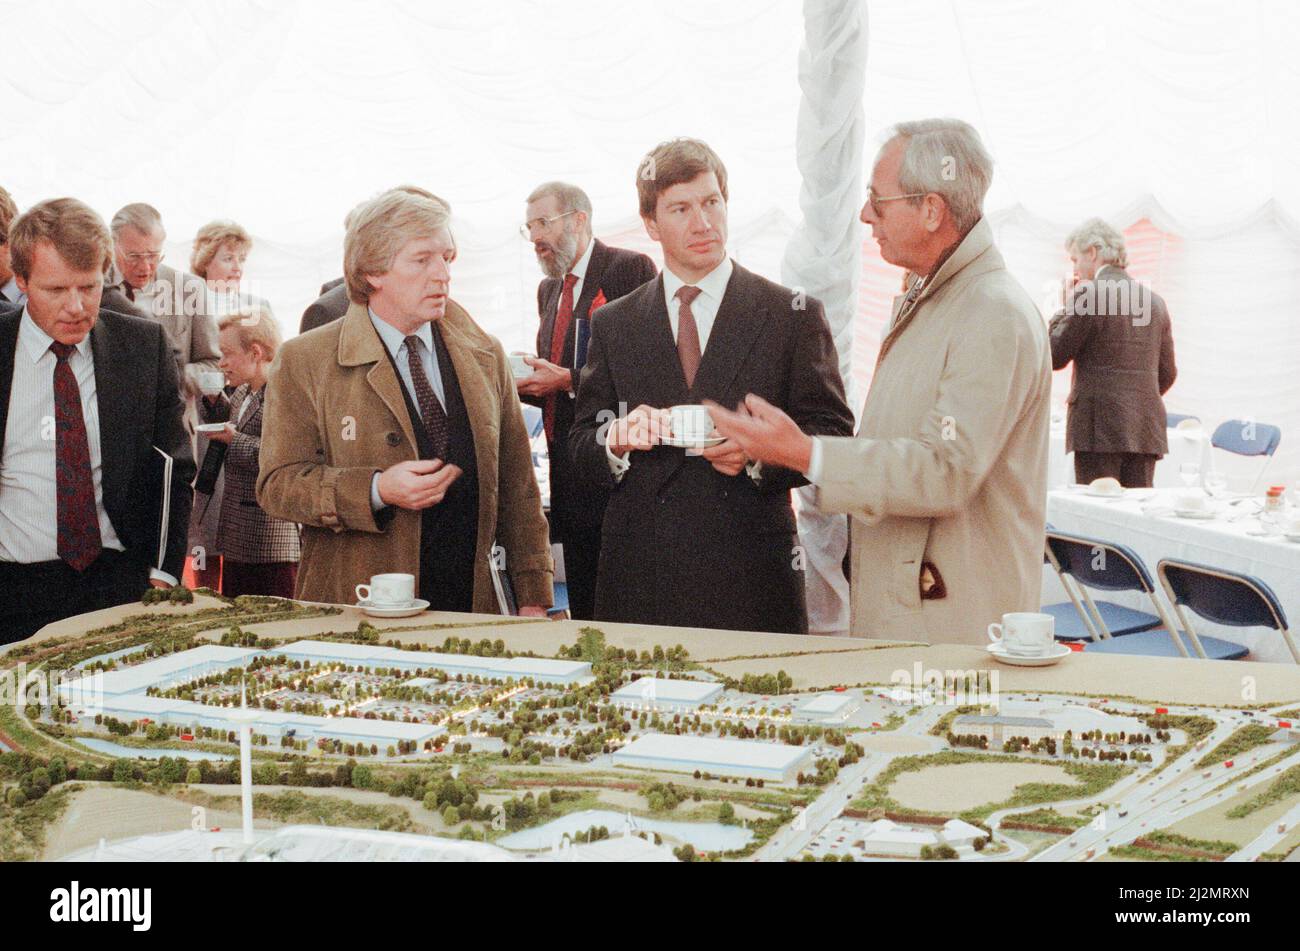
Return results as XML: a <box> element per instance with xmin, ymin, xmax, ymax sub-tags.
<box><xmin>782</xmin><ymin>0</ymin><xmax>868</xmax><ymax>635</ymax></box>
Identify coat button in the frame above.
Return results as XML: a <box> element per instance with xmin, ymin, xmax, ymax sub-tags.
<box><xmin>386</xmin><ymin>432</ymin><xmax>402</xmax><ymax>447</ymax></box>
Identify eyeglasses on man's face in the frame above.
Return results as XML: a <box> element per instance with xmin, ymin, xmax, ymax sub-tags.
<box><xmin>865</xmin><ymin>187</ymin><xmax>927</xmax><ymax>217</ymax></box>
<box><xmin>123</xmin><ymin>252</ymin><xmax>165</xmax><ymax>265</ymax></box>
<box><xmin>519</xmin><ymin>210</ymin><xmax>577</xmax><ymax>239</ymax></box>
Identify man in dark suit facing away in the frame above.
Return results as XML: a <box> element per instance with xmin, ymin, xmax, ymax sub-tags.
<box><xmin>570</xmin><ymin>139</ymin><xmax>854</xmax><ymax>635</ymax></box>
<box><xmin>299</xmin><ymin>277</ymin><xmax>349</xmax><ymax>335</ymax></box>
<box><xmin>0</xmin><ymin>198</ymin><xmax>194</xmax><ymax>643</ymax></box>
<box><xmin>516</xmin><ymin>181</ymin><xmax>656</xmax><ymax>620</ymax></box>
<box><xmin>1049</xmin><ymin>217</ymin><xmax>1177</xmax><ymax>488</ymax></box>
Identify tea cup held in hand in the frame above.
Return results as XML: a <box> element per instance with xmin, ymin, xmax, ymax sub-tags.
<box><xmin>355</xmin><ymin>573</ymin><xmax>416</xmax><ymax>607</ymax></box>
<box><xmin>199</xmin><ymin>370</ymin><xmax>226</xmax><ymax>396</ymax></box>
<box><xmin>668</xmin><ymin>404</ymin><xmax>714</xmax><ymax>444</ymax></box>
<box><xmin>988</xmin><ymin>612</ymin><xmax>1055</xmax><ymax>656</ymax></box>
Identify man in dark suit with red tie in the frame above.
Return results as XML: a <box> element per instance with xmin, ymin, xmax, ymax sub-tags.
<box><xmin>569</xmin><ymin>140</ymin><xmax>854</xmax><ymax>634</ymax></box>
<box><xmin>0</xmin><ymin>199</ymin><xmax>194</xmax><ymax>642</ymax></box>
<box><xmin>515</xmin><ymin>182</ymin><xmax>656</xmax><ymax>620</ymax></box>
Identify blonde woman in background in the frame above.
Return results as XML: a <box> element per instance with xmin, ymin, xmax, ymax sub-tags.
<box><xmin>187</xmin><ymin>220</ymin><xmax>273</xmax><ymax>590</ymax></box>
<box><xmin>200</xmin><ymin>305</ymin><xmax>300</xmax><ymax>597</ymax></box>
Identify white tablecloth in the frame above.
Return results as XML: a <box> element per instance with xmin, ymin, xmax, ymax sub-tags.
<box><xmin>1044</xmin><ymin>488</ymin><xmax>1300</xmax><ymax>663</ymax></box>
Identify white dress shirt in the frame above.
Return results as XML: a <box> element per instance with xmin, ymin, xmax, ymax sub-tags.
<box><xmin>0</xmin><ymin>309</ymin><xmax>129</xmax><ymax>563</ymax></box>
<box><xmin>367</xmin><ymin>310</ymin><xmax>448</xmax><ymax>511</ymax></box>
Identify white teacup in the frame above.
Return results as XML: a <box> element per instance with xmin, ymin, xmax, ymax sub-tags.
<box><xmin>509</xmin><ymin>353</ymin><xmax>534</xmax><ymax>378</ymax></box>
<box><xmin>988</xmin><ymin>612</ymin><xmax>1055</xmax><ymax>656</ymax></box>
<box><xmin>199</xmin><ymin>370</ymin><xmax>226</xmax><ymax>396</ymax></box>
<box><xmin>1283</xmin><ymin>514</ymin><xmax>1300</xmax><ymax>536</ymax></box>
<box><xmin>356</xmin><ymin>573</ymin><xmax>416</xmax><ymax>607</ymax></box>
<box><xmin>668</xmin><ymin>404</ymin><xmax>714</xmax><ymax>444</ymax></box>
<box><xmin>1174</xmin><ymin>491</ymin><xmax>1209</xmax><ymax>514</ymax></box>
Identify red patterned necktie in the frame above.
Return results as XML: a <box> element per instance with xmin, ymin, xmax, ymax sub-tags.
<box><xmin>543</xmin><ymin>272</ymin><xmax>578</xmax><ymax>442</ymax></box>
<box><xmin>50</xmin><ymin>341</ymin><xmax>103</xmax><ymax>571</ymax></box>
<box><xmin>404</xmin><ymin>335</ymin><xmax>449</xmax><ymax>459</ymax></box>
<box><xmin>675</xmin><ymin>285</ymin><xmax>703</xmax><ymax>389</ymax></box>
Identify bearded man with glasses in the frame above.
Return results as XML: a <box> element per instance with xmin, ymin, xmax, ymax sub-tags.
<box><xmin>515</xmin><ymin>181</ymin><xmax>656</xmax><ymax>621</ymax></box>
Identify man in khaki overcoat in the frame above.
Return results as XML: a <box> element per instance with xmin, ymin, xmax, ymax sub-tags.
<box><xmin>709</xmin><ymin>119</ymin><xmax>1052</xmax><ymax>645</ymax></box>
<box><xmin>258</xmin><ymin>189</ymin><xmax>552</xmax><ymax>613</ymax></box>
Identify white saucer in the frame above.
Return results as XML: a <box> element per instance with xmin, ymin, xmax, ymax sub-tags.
<box><xmin>358</xmin><ymin>598</ymin><xmax>429</xmax><ymax>618</ymax></box>
<box><xmin>1173</xmin><ymin>509</ymin><xmax>1216</xmax><ymax>520</ymax></box>
<box><xmin>195</xmin><ymin>422</ymin><xmax>227</xmax><ymax>433</ymax></box>
<box><xmin>986</xmin><ymin>642</ymin><xmax>1072</xmax><ymax>667</ymax></box>
<box><xmin>661</xmin><ymin>435</ymin><xmax>725</xmax><ymax>449</ymax></box>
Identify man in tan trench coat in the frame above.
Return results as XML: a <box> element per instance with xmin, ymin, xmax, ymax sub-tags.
<box><xmin>709</xmin><ymin>119</ymin><xmax>1052</xmax><ymax>645</ymax></box>
<box><xmin>258</xmin><ymin>189</ymin><xmax>552</xmax><ymax>613</ymax></box>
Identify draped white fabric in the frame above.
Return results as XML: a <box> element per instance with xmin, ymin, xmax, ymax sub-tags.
<box><xmin>782</xmin><ymin>0</ymin><xmax>868</xmax><ymax>634</ymax></box>
<box><xmin>3</xmin><ymin>0</ymin><xmax>1297</xmax><ymax>491</ymax></box>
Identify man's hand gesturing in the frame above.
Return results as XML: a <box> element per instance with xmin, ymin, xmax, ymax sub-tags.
<box><xmin>377</xmin><ymin>459</ymin><xmax>462</xmax><ymax>510</ymax></box>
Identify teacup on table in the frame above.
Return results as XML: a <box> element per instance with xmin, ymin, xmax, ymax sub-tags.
<box><xmin>668</xmin><ymin>404</ymin><xmax>714</xmax><ymax>445</ymax></box>
<box><xmin>356</xmin><ymin>573</ymin><xmax>416</xmax><ymax>607</ymax></box>
<box><xmin>988</xmin><ymin>612</ymin><xmax>1055</xmax><ymax>655</ymax></box>
<box><xmin>1174</xmin><ymin>491</ymin><xmax>1209</xmax><ymax>515</ymax></box>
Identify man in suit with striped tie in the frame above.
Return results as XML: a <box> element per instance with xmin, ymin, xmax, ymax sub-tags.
<box><xmin>569</xmin><ymin>139</ymin><xmax>853</xmax><ymax>634</ymax></box>
<box><xmin>516</xmin><ymin>181</ymin><xmax>656</xmax><ymax>620</ymax></box>
<box><xmin>0</xmin><ymin>199</ymin><xmax>194</xmax><ymax>642</ymax></box>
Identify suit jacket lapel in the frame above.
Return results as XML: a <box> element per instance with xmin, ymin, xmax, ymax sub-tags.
<box><xmin>572</xmin><ymin>239</ymin><xmax>609</xmax><ymax>324</ymax></box>
<box><xmin>690</xmin><ymin>264</ymin><xmax>765</xmax><ymax>401</ymax></box>
<box><xmin>435</xmin><ymin>308</ymin><xmax>498</xmax><ymax>510</ymax></box>
<box><xmin>538</xmin><ymin>278</ymin><xmax>561</xmax><ymax>359</ymax></box>
<box><xmin>90</xmin><ymin>313</ymin><xmax>129</xmax><ymax>509</ymax></box>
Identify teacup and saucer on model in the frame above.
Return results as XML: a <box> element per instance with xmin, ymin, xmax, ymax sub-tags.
<box><xmin>986</xmin><ymin>612</ymin><xmax>1070</xmax><ymax>666</ymax></box>
<box><xmin>662</xmin><ymin>404</ymin><xmax>724</xmax><ymax>450</ymax></box>
<box><xmin>355</xmin><ymin>573</ymin><xmax>429</xmax><ymax>618</ymax></box>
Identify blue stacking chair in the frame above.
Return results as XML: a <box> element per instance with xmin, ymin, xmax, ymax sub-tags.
<box><xmin>1165</xmin><ymin>412</ymin><xmax>1200</xmax><ymax>428</ymax></box>
<box><xmin>1043</xmin><ymin>531</ymin><xmax>1165</xmax><ymax>643</ymax></box>
<box><xmin>1158</xmin><ymin>560</ymin><xmax>1297</xmax><ymax>664</ymax></box>
<box><xmin>1045</xmin><ymin>531</ymin><xmax>1248</xmax><ymax>659</ymax></box>
<box><xmin>520</xmin><ymin>403</ymin><xmax>545</xmax><ymax>439</ymax></box>
<box><xmin>1210</xmin><ymin>419</ymin><xmax>1281</xmax><ymax>493</ymax></box>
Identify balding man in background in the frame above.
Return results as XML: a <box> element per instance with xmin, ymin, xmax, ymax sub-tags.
<box><xmin>1050</xmin><ymin>218</ymin><xmax>1177</xmax><ymax>488</ymax></box>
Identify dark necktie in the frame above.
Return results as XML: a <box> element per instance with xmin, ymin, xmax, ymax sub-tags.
<box><xmin>404</xmin><ymin>335</ymin><xmax>449</xmax><ymax>458</ymax></box>
<box><xmin>544</xmin><ymin>273</ymin><xmax>578</xmax><ymax>442</ymax></box>
<box><xmin>122</xmin><ymin>282</ymin><xmax>136</xmax><ymax>303</ymax></box>
<box><xmin>675</xmin><ymin>285</ymin><xmax>703</xmax><ymax>389</ymax></box>
<box><xmin>50</xmin><ymin>342</ymin><xmax>103</xmax><ymax>571</ymax></box>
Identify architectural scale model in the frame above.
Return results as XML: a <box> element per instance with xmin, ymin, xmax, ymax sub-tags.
<box><xmin>3</xmin><ymin>591</ymin><xmax>1300</xmax><ymax>863</ymax></box>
